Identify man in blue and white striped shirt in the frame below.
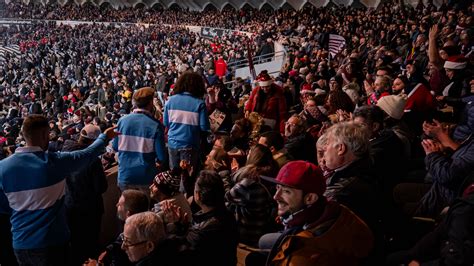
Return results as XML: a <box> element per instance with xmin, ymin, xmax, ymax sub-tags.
<box><xmin>113</xmin><ymin>87</ymin><xmax>167</xmax><ymax>192</ymax></box>
<box><xmin>0</xmin><ymin>114</ymin><xmax>119</xmax><ymax>265</ymax></box>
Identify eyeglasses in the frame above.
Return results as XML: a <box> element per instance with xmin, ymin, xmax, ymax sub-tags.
<box><xmin>120</xmin><ymin>233</ymin><xmax>147</xmax><ymax>249</ymax></box>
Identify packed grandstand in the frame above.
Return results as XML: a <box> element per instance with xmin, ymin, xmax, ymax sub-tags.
<box><xmin>0</xmin><ymin>0</ymin><xmax>473</xmax><ymax>265</ymax></box>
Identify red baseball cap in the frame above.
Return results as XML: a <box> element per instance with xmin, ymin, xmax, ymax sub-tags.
<box><xmin>262</xmin><ymin>161</ymin><xmax>326</xmax><ymax>195</ymax></box>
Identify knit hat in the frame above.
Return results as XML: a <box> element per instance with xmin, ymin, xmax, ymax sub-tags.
<box><xmin>262</xmin><ymin>161</ymin><xmax>326</xmax><ymax>195</ymax></box>
<box><xmin>257</xmin><ymin>73</ymin><xmax>273</xmax><ymax>87</ymax></box>
<box><xmin>80</xmin><ymin>124</ymin><xmax>101</xmax><ymax>140</ymax></box>
<box><xmin>444</xmin><ymin>55</ymin><xmax>467</xmax><ymax>70</ymax></box>
<box><xmin>153</xmin><ymin>170</ymin><xmax>181</xmax><ymax>193</ymax></box>
<box><xmin>377</xmin><ymin>95</ymin><xmax>407</xmax><ymax>120</ymax></box>
<box><xmin>299</xmin><ymin>67</ymin><xmax>309</xmax><ymax>75</ymax></box>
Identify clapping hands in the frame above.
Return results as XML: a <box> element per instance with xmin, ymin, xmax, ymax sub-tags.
<box><xmin>161</xmin><ymin>201</ymin><xmax>189</xmax><ymax>225</ymax></box>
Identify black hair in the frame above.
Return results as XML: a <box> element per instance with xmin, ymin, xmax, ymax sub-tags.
<box><xmin>195</xmin><ymin>170</ymin><xmax>225</xmax><ymax>208</ymax></box>
<box><xmin>121</xmin><ymin>189</ymin><xmax>149</xmax><ymax>215</ymax></box>
<box><xmin>353</xmin><ymin>105</ymin><xmax>385</xmax><ymax>127</ymax></box>
<box><xmin>259</xmin><ymin>131</ymin><xmax>284</xmax><ymax>151</ymax></box>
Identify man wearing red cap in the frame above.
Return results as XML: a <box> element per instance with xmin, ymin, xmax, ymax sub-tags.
<box><xmin>260</xmin><ymin>161</ymin><xmax>374</xmax><ymax>265</ymax></box>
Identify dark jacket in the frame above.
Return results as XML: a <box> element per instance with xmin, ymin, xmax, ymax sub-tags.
<box><xmin>285</xmin><ymin>132</ymin><xmax>316</xmax><ymax>164</ymax></box>
<box><xmin>62</xmin><ymin>139</ymin><xmax>107</xmax><ymax>213</ymax></box>
<box><xmin>370</xmin><ymin>129</ymin><xmax>406</xmax><ymax>189</ymax></box>
<box><xmin>135</xmin><ymin>239</ymin><xmax>180</xmax><ymax>266</ymax></box>
<box><xmin>418</xmin><ymin>136</ymin><xmax>474</xmax><ymax>217</ymax></box>
<box><xmin>205</xmin><ymin>87</ymin><xmax>236</xmax><ymax>132</ymax></box>
<box><xmin>451</xmin><ymin>95</ymin><xmax>474</xmax><ymax>142</ymax></box>
<box><xmin>388</xmin><ymin>193</ymin><xmax>474</xmax><ymax>265</ymax></box>
<box><xmin>177</xmin><ymin>207</ymin><xmax>238</xmax><ymax>266</ymax></box>
<box><xmin>324</xmin><ymin>157</ymin><xmax>380</xmax><ymax>233</ymax></box>
<box><xmin>100</xmin><ymin>234</ymin><xmax>133</xmax><ymax>266</ymax></box>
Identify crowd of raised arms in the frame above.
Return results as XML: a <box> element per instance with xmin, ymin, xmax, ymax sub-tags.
<box><xmin>0</xmin><ymin>0</ymin><xmax>473</xmax><ymax>265</ymax></box>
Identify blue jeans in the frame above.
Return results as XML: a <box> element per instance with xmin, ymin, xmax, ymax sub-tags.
<box><xmin>168</xmin><ymin>147</ymin><xmax>200</xmax><ymax>196</ymax></box>
<box><xmin>14</xmin><ymin>244</ymin><xmax>68</xmax><ymax>266</ymax></box>
<box><xmin>168</xmin><ymin>147</ymin><xmax>199</xmax><ymax>171</ymax></box>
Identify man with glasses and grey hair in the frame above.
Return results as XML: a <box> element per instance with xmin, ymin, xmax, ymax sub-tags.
<box><xmin>120</xmin><ymin>212</ymin><xmax>175</xmax><ymax>265</ymax></box>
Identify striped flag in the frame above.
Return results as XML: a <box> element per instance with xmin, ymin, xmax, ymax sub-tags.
<box><xmin>328</xmin><ymin>34</ymin><xmax>346</xmax><ymax>58</ymax></box>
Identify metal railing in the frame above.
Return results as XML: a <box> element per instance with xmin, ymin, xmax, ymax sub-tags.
<box><xmin>227</xmin><ymin>50</ymin><xmax>286</xmax><ymax>70</ymax></box>
<box><xmin>223</xmin><ymin>70</ymin><xmax>281</xmax><ymax>87</ymax></box>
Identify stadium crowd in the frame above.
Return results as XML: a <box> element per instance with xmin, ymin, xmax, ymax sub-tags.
<box><xmin>0</xmin><ymin>0</ymin><xmax>473</xmax><ymax>265</ymax></box>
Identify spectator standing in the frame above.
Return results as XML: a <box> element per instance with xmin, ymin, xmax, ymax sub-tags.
<box><xmin>61</xmin><ymin>124</ymin><xmax>108</xmax><ymax>266</ymax></box>
<box><xmin>245</xmin><ymin>73</ymin><xmax>287</xmax><ymax>133</ymax></box>
<box><xmin>0</xmin><ymin>114</ymin><xmax>118</xmax><ymax>266</ymax></box>
<box><xmin>113</xmin><ymin>87</ymin><xmax>167</xmax><ymax>192</ymax></box>
<box><xmin>164</xmin><ymin>72</ymin><xmax>210</xmax><ymax>172</ymax></box>
<box><xmin>214</xmin><ymin>56</ymin><xmax>227</xmax><ymax>79</ymax></box>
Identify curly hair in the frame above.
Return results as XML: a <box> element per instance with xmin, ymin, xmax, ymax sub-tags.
<box><xmin>326</xmin><ymin>90</ymin><xmax>355</xmax><ymax>114</ymax></box>
<box><xmin>173</xmin><ymin>72</ymin><xmax>206</xmax><ymax>98</ymax></box>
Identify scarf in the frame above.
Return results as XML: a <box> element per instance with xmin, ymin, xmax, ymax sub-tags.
<box><xmin>281</xmin><ymin>197</ymin><xmax>327</xmax><ymax>229</ymax></box>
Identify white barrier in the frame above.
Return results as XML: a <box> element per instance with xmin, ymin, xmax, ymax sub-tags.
<box><xmin>235</xmin><ymin>57</ymin><xmax>284</xmax><ymax>80</ymax></box>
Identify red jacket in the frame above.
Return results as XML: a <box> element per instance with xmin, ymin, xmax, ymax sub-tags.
<box><xmin>367</xmin><ymin>91</ymin><xmax>390</xmax><ymax>105</ymax></box>
<box><xmin>214</xmin><ymin>58</ymin><xmax>227</xmax><ymax>78</ymax></box>
<box><xmin>405</xmin><ymin>83</ymin><xmax>435</xmax><ymax>113</ymax></box>
<box><xmin>245</xmin><ymin>84</ymin><xmax>287</xmax><ymax>133</ymax></box>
